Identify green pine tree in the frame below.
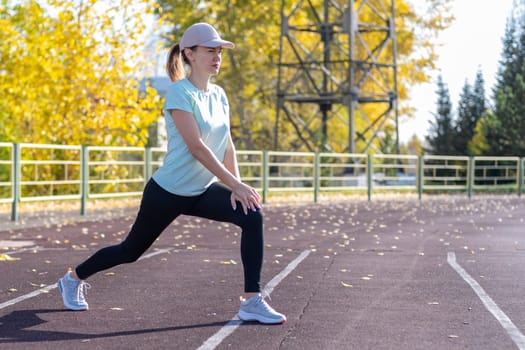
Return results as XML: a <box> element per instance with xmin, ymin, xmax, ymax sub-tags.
<box><xmin>454</xmin><ymin>69</ymin><xmax>486</xmax><ymax>155</ymax></box>
<box><xmin>425</xmin><ymin>75</ymin><xmax>455</xmax><ymax>155</ymax></box>
<box><xmin>486</xmin><ymin>7</ymin><xmax>525</xmax><ymax>156</ymax></box>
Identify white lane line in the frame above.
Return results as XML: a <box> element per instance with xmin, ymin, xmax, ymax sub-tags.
<box><xmin>197</xmin><ymin>249</ymin><xmax>311</xmax><ymax>350</ymax></box>
<box><xmin>3</xmin><ymin>246</ymin><xmax>42</xmax><ymax>255</ymax></box>
<box><xmin>0</xmin><ymin>284</ymin><xmax>57</xmax><ymax>310</ymax></box>
<box><xmin>138</xmin><ymin>248</ymin><xmax>173</xmax><ymax>260</ymax></box>
<box><xmin>0</xmin><ymin>248</ymin><xmax>173</xmax><ymax>310</ymax></box>
<box><xmin>6</xmin><ymin>247</ymin><xmax>69</xmax><ymax>255</ymax></box>
<box><xmin>447</xmin><ymin>252</ymin><xmax>525</xmax><ymax>350</ymax></box>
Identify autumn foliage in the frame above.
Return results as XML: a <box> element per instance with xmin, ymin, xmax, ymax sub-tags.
<box><xmin>0</xmin><ymin>0</ymin><xmax>163</xmax><ymax>146</ymax></box>
<box><xmin>1</xmin><ymin>0</ymin><xmax>453</xmax><ymax>152</ymax></box>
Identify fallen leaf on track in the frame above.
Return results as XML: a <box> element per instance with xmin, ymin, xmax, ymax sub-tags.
<box><xmin>30</xmin><ymin>283</ymin><xmax>46</xmax><ymax>288</ymax></box>
<box><xmin>0</xmin><ymin>254</ymin><xmax>20</xmax><ymax>261</ymax></box>
<box><xmin>220</xmin><ymin>260</ymin><xmax>237</xmax><ymax>265</ymax></box>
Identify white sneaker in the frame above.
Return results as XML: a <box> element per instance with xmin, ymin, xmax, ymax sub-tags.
<box><xmin>57</xmin><ymin>271</ymin><xmax>90</xmax><ymax>311</ymax></box>
<box><xmin>237</xmin><ymin>295</ymin><xmax>286</xmax><ymax>324</ymax></box>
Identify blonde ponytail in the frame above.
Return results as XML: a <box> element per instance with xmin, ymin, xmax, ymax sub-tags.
<box><xmin>166</xmin><ymin>44</ymin><xmax>185</xmax><ymax>82</ymax></box>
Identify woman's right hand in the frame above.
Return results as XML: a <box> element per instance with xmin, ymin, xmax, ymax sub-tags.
<box><xmin>230</xmin><ymin>182</ymin><xmax>261</xmax><ymax>215</ymax></box>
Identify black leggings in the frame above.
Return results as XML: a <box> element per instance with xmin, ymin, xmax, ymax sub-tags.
<box><xmin>76</xmin><ymin>179</ymin><xmax>263</xmax><ymax>292</ymax></box>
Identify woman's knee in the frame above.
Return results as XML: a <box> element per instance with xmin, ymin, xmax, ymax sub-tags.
<box><xmin>119</xmin><ymin>243</ymin><xmax>143</xmax><ymax>263</ymax></box>
<box><xmin>240</xmin><ymin>209</ymin><xmax>263</xmax><ymax>229</ymax></box>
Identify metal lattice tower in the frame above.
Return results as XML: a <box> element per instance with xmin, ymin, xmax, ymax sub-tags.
<box><xmin>275</xmin><ymin>0</ymin><xmax>399</xmax><ymax>153</ymax></box>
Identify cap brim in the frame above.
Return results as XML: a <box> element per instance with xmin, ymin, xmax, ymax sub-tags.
<box><xmin>200</xmin><ymin>39</ymin><xmax>235</xmax><ymax>49</ymax></box>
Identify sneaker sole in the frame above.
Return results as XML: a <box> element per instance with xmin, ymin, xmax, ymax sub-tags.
<box><xmin>57</xmin><ymin>279</ymin><xmax>89</xmax><ymax>311</ymax></box>
<box><xmin>237</xmin><ymin>310</ymin><xmax>286</xmax><ymax>324</ymax></box>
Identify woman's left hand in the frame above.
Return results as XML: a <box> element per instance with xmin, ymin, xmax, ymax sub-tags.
<box><xmin>230</xmin><ymin>182</ymin><xmax>261</xmax><ymax>215</ymax></box>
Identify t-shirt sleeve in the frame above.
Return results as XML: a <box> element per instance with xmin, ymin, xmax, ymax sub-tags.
<box><xmin>218</xmin><ymin>86</ymin><xmax>231</xmax><ymax>128</ymax></box>
<box><xmin>164</xmin><ymin>84</ymin><xmax>193</xmax><ymax>114</ymax></box>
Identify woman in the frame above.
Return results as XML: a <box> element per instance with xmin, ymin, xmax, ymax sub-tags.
<box><xmin>57</xmin><ymin>22</ymin><xmax>286</xmax><ymax>325</ymax></box>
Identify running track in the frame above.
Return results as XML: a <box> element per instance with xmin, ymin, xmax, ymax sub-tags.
<box><xmin>1</xmin><ymin>196</ymin><xmax>525</xmax><ymax>349</ymax></box>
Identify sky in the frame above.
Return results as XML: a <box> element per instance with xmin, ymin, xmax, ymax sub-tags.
<box><xmin>399</xmin><ymin>0</ymin><xmax>516</xmax><ymax>143</ymax></box>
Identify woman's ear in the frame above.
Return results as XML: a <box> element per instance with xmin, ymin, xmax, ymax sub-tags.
<box><xmin>184</xmin><ymin>48</ymin><xmax>195</xmax><ymax>62</ymax></box>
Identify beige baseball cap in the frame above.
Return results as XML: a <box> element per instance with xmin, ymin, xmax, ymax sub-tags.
<box><xmin>180</xmin><ymin>23</ymin><xmax>235</xmax><ymax>50</ymax></box>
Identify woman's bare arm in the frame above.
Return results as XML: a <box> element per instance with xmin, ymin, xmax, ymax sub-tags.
<box><xmin>171</xmin><ymin>109</ymin><xmax>260</xmax><ymax>213</ymax></box>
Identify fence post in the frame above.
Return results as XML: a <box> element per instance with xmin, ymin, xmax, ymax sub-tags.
<box><xmin>367</xmin><ymin>154</ymin><xmax>372</xmax><ymax>201</ymax></box>
<box><xmin>417</xmin><ymin>155</ymin><xmax>423</xmax><ymax>200</ymax></box>
<box><xmin>518</xmin><ymin>157</ymin><xmax>523</xmax><ymax>198</ymax></box>
<box><xmin>314</xmin><ymin>153</ymin><xmax>319</xmax><ymax>203</ymax></box>
<box><xmin>262</xmin><ymin>150</ymin><xmax>268</xmax><ymax>204</ymax></box>
<box><xmin>11</xmin><ymin>143</ymin><xmax>20</xmax><ymax>221</ymax></box>
<box><xmin>145</xmin><ymin>147</ymin><xmax>152</xmax><ymax>183</ymax></box>
<box><xmin>467</xmin><ymin>157</ymin><xmax>474</xmax><ymax>199</ymax></box>
<box><xmin>80</xmin><ymin>145</ymin><xmax>88</xmax><ymax>216</ymax></box>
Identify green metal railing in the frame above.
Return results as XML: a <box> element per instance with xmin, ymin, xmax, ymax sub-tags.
<box><xmin>0</xmin><ymin>142</ymin><xmax>13</xmax><ymax>205</ymax></box>
<box><xmin>0</xmin><ymin>143</ymin><xmax>523</xmax><ymax>221</ymax></box>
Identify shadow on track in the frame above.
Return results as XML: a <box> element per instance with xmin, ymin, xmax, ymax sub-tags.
<box><xmin>0</xmin><ymin>309</ymin><xmax>236</xmax><ymax>343</ymax></box>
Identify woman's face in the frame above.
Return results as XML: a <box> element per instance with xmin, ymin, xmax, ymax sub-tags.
<box><xmin>188</xmin><ymin>46</ymin><xmax>223</xmax><ymax>76</ymax></box>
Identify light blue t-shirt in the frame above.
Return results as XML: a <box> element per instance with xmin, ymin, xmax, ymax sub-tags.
<box><xmin>152</xmin><ymin>78</ymin><xmax>230</xmax><ymax>196</ymax></box>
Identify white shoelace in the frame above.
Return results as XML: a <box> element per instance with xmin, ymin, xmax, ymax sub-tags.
<box><xmin>261</xmin><ymin>290</ymin><xmax>271</xmax><ymax>301</ymax></box>
<box><xmin>76</xmin><ymin>282</ymin><xmax>91</xmax><ymax>303</ymax></box>
<box><xmin>254</xmin><ymin>293</ymin><xmax>277</xmax><ymax>313</ymax></box>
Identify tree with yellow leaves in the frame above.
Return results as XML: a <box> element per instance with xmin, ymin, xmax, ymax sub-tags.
<box><xmin>156</xmin><ymin>0</ymin><xmax>454</xmax><ymax>153</ymax></box>
<box><xmin>0</xmin><ymin>0</ymin><xmax>163</xmax><ymax>146</ymax></box>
